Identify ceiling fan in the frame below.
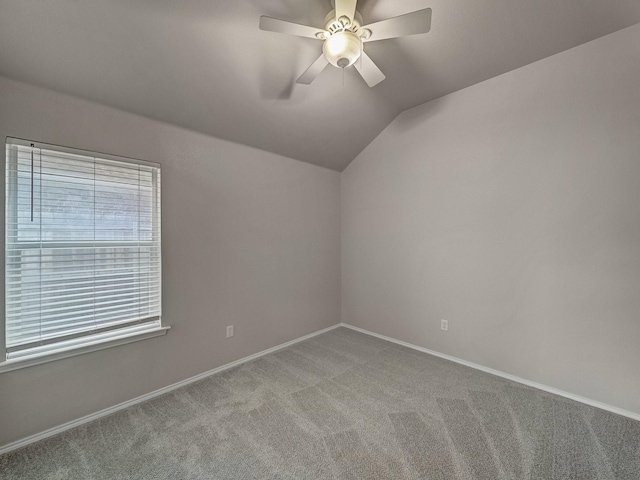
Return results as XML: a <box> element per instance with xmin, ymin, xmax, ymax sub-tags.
<box><xmin>259</xmin><ymin>0</ymin><xmax>432</xmax><ymax>87</ymax></box>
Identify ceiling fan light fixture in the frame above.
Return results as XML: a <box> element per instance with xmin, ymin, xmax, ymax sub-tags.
<box><xmin>323</xmin><ymin>31</ymin><xmax>361</xmax><ymax>68</ymax></box>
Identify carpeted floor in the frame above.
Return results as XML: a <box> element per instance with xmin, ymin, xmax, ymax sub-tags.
<box><xmin>1</xmin><ymin>327</ymin><xmax>639</xmax><ymax>479</ymax></box>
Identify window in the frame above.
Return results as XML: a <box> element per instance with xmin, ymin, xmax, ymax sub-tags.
<box><xmin>2</xmin><ymin>138</ymin><xmax>166</xmax><ymax>371</ymax></box>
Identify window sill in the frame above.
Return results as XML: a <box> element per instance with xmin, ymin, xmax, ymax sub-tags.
<box><xmin>0</xmin><ymin>325</ymin><xmax>170</xmax><ymax>373</ymax></box>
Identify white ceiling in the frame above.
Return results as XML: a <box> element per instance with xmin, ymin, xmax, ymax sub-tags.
<box><xmin>1</xmin><ymin>1</ymin><xmax>640</xmax><ymax>171</ymax></box>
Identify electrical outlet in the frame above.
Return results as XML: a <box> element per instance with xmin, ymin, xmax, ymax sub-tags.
<box><xmin>441</xmin><ymin>319</ymin><xmax>448</xmax><ymax>331</ymax></box>
<box><xmin>226</xmin><ymin>325</ymin><xmax>234</xmax><ymax>338</ymax></box>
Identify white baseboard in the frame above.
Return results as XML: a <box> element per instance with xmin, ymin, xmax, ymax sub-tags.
<box><xmin>340</xmin><ymin>323</ymin><xmax>640</xmax><ymax>422</ymax></box>
<box><xmin>0</xmin><ymin>324</ymin><xmax>342</xmax><ymax>455</ymax></box>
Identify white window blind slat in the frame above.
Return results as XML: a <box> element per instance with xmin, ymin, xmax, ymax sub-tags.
<box><xmin>6</xmin><ymin>280</ymin><xmax>161</xmax><ymax>297</ymax></box>
<box><xmin>6</xmin><ymin>266</ymin><xmax>161</xmax><ymax>281</ymax></box>
<box><xmin>4</xmin><ymin>139</ymin><xmax>162</xmax><ymax>356</ymax></box>
<box><xmin>6</xmin><ymin>292</ymin><xmax>162</xmax><ymax>318</ymax></box>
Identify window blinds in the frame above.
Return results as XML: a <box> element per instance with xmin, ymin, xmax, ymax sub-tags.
<box><xmin>5</xmin><ymin>139</ymin><xmax>161</xmax><ymax>358</ymax></box>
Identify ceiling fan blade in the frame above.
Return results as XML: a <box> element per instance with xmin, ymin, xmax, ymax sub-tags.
<box><xmin>335</xmin><ymin>0</ymin><xmax>357</xmax><ymax>22</ymax></box>
<box><xmin>362</xmin><ymin>8</ymin><xmax>432</xmax><ymax>42</ymax></box>
<box><xmin>354</xmin><ymin>51</ymin><xmax>385</xmax><ymax>87</ymax></box>
<box><xmin>259</xmin><ymin>16</ymin><xmax>324</xmax><ymax>39</ymax></box>
<box><xmin>296</xmin><ymin>55</ymin><xmax>330</xmax><ymax>84</ymax></box>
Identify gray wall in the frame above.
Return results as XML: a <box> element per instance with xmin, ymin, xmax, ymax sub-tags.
<box><xmin>0</xmin><ymin>76</ymin><xmax>341</xmax><ymax>447</ymax></box>
<box><xmin>342</xmin><ymin>24</ymin><xmax>640</xmax><ymax>415</ymax></box>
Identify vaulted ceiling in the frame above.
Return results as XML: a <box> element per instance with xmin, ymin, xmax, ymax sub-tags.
<box><xmin>2</xmin><ymin>0</ymin><xmax>640</xmax><ymax>171</ymax></box>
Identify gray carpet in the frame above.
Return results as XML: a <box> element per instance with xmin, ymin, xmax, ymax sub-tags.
<box><xmin>1</xmin><ymin>327</ymin><xmax>639</xmax><ymax>479</ymax></box>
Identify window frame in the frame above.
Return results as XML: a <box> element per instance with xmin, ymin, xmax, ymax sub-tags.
<box><xmin>1</xmin><ymin>138</ymin><xmax>168</xmax><ymax>373</ymax></box>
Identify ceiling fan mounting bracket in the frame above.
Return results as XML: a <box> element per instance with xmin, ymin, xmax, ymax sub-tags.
<box><xmin>323</xmin><ymin>10</ymin><xmax>364</xmax><ymax>38</ymax></box>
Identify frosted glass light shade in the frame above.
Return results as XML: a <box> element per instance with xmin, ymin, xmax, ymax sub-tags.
<box><xmin>323</xmin><ymin>31</ymin><xmax>361</xmax><ymax>68</ymax></box>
